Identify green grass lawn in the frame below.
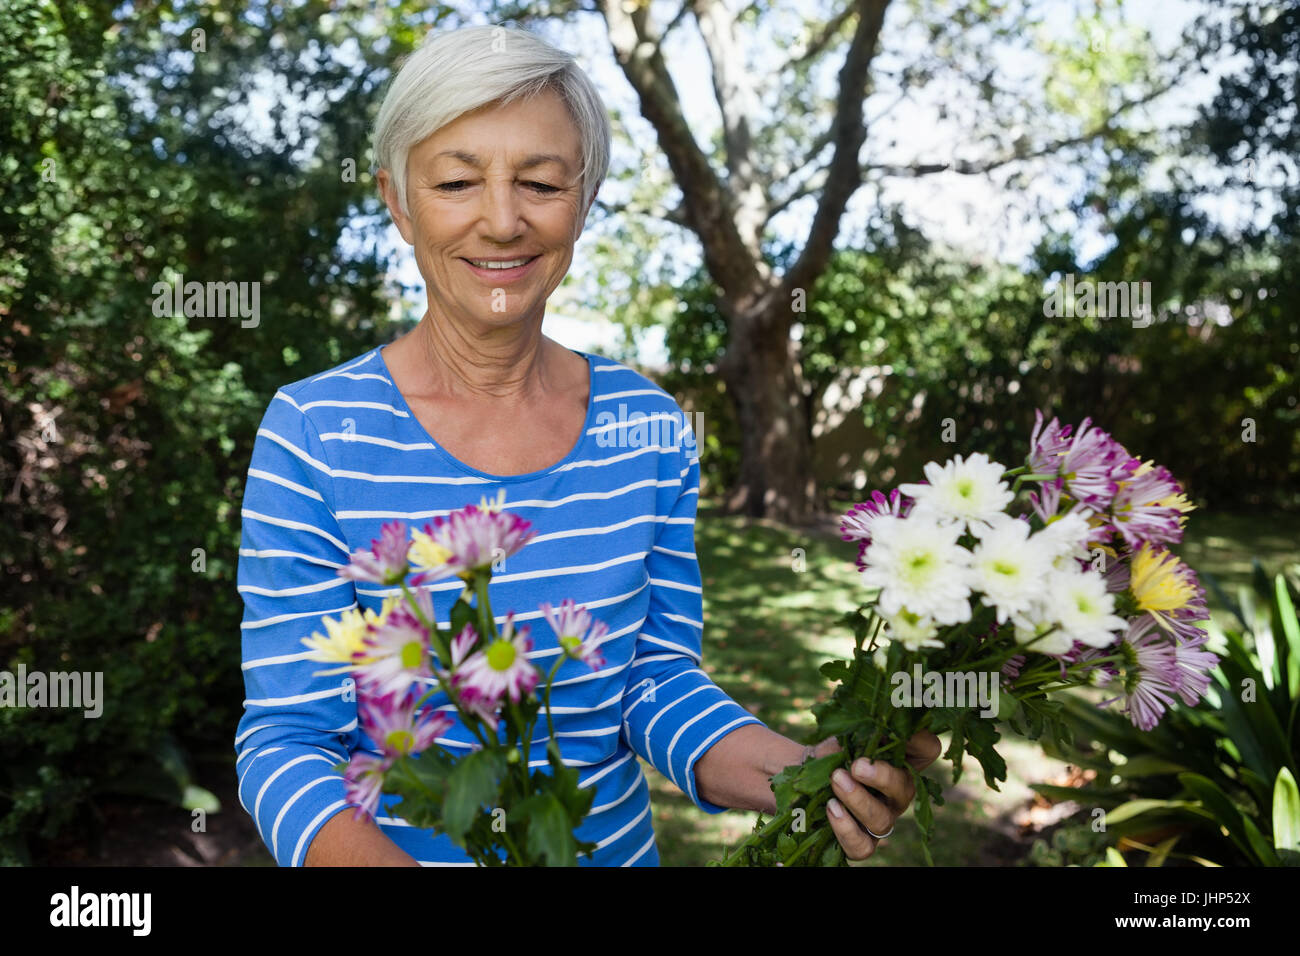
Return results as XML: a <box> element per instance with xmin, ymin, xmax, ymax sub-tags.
<box><xmin>646</xmin><ymin>502</ymin><xmax>1300</xmax><ymax>866</ymax></box>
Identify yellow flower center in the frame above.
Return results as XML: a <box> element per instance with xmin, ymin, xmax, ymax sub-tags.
<box><xmin>386</xmin><ymin>730</ymin><xmax>415</xmax><ymax>754</ymax></box>
<box><xmin>400</xmin><ymin>640</ymin><xmax>424</xmax><ymax>670</ymax></box>
<box><xmin>486</xmin><ymin>640</ymin><xmax>516</xmax><ymax>671</ymax></box>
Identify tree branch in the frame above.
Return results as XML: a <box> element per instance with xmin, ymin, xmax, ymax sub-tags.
<box><xmin>864</xmin><ymin>73</ymin><xmax>1184</xmax><ymax>179</ymax></box>
<box><xmin>787</xmin><ymin>4</ymin><xmax>857</xmax><ymax>70</ymax></box>
<box><xmin>779</xmin><ymin>0</ymin><xmax>891</xmax><ymax>313</ymax></box>
<box><xmin>599</xmin><ymin>0</ymin><xmax>763</xmax><ymax>298</ymax></box>
<box><xmin>691</xmin><ymin>0</ymin><xmax>767</xmax><ymax>249</ymax></box>
<box><xmin>595</xmin><ymin>196</ymin><xmax>688</xmax><ymax>227</ymax></box>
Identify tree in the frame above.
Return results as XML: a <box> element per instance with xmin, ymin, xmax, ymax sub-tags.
<box><xmin>490</xmin><ymin>0</ymin><xmax>1216</xmax><ymax>522</ymax></box>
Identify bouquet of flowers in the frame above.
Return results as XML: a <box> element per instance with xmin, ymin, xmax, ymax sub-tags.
<box><xmin>302</xmin><ymin>493</ymin><xmax>610</xmax><ymax>866</ymax></box>
<box><xmin>716</xmin><ymin>410</ymin><xmax>1220</xmax><ymax>866</ymax></box>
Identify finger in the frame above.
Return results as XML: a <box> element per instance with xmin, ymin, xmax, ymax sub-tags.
<box><xmin>812</xmin><ymin>736</ymin><xmax>841</xmax><ymax>758</ymax></box>
<box><xmin>826</xmin><ymin>798</ymin><xmax>876</xmax><ymax>862</ymax></box>
<box><xmin>831</xmin><ymin>767</ymin><xmax>896</xmax><ymax>835</ymax></box>
<box><xmin>905</xmin><ymin>730</ymin><xmax>944</xmax><ymax>770</ymax></box>
<box><xmin>847</xmin><ymin>758</ymin><xmax>915</xmax><ymax>812</ymax></box>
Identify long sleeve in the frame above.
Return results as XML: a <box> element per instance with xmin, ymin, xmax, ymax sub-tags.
<box><xmin>234</xmin><ymin>388</ymin><xmax>360</xmax><ymax>867</ymax></box>
<box><xmin>619</xmin><ymin>437</ymin><xmax>765</xmax><ymax>813</ymax></box>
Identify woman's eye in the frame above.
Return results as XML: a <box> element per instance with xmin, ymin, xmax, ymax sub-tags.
<box><xmin>435</xmin><ymin>181</ymin><xmax>557</xmax><ymax>193</ymax></box>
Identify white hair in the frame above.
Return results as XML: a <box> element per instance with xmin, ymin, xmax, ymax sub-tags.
<box><xmin>373</xmin><ymin>24</ymin><xmax>611</xmax><ymax>218</ymax></box>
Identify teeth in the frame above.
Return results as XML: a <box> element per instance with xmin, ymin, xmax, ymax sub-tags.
<box><xmin>468</xmin><ymin>257</ymin><xmax>533</xmax><ymax>269</ymax></box>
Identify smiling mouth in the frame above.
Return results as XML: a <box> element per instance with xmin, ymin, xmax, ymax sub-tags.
<box><xmin>461</xmin><ymin>255</ymin><xmax>541</xmax><ymax>270</ymax></box>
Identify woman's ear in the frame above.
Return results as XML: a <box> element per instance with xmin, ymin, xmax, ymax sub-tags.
<box><xmin>377</xmin><ymin>168</ymin><xmax>415</xmax><ymax>245</ymax></box>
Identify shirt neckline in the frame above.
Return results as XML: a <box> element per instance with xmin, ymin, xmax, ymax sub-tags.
<box><xmin>372</xmin><ymin>344</ymin><xmax>599</xmax><ymax>483</ymax></box>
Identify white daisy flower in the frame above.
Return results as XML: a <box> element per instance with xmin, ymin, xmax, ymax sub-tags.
<box><xmin>882</xmin><ymin>607</ymin><xmax>944</xmax><ymax>652</ymax></box>
<box><xmin>898</xmin><ymin>453</ymin><xmax>1014</xmax><ymax>532</ymax></box>
<box><xmin>968</xmin><ymin>515</ymin><xmax>1049</xmax><ymax>623</ymax></box>
<box><xmin>1032</xmin><ymin>509</ymin><xmax>1097</xmax><ymax>571</ymax></box>
<box><xmin>861</xmin><ymin>515</ymin><xmax>973</xmax><ymax>626</ymax></box>
<box><xmin>1042</xmin><ymin>566</ymin><xmax>1127</xmax><ymax>649</ymax></box>
<box><xmin>1010</xmin><ymin>610</ymin><xmax>1076</xmax><ymax>656</ymax></box>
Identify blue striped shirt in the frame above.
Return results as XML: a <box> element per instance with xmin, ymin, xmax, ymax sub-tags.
<box><xmin>234</xmin><ymin>345</ymin><xmax>764</xmax><ymax>866</ymax></box>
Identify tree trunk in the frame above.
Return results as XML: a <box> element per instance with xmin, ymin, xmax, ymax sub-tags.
<box><xmin>719</xmin><ymin>316</ymin><xmax>816</xmax><ymax>523</ymax></box>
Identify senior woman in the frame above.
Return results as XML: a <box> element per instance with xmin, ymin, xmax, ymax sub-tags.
<box><xmin>235</xmin><ymin>24</ymin><xmax>940</xmax><ymax>867</ymax></box>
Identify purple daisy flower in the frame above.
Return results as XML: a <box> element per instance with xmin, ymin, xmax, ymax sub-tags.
<box><xmin>353</xmin><ymin>600</ymin><xmax>433</xmax><ymax>699</ymax></box>
<box><xmin>339</xmin><ymin>519</ymin><xmax>412</xmax><ymax>586</ymax></box>
<box><xmin>411</xmin><ymin>504</ymin><xmax>536</xmax><ymax>583</ymax></box>
<box><xmin>1169</xmin><ymin>632</ymin><xmax>1219</xmax><ymax>706</ymax></box>
<box><xmin>1028</xmin><ymin>410</ymin><xmax>1074</xmax><ymax>475</ymax></box>
<box><xmin>1057</xmin><ymin>418</ymin><xmax>1138</xmax><ymax>511</ymax></box>
<box><xmin>343</xmin><ymin>752</ymin><xmax>391</xmax><ymax>821</ymax></box>
<box><xmin>450</xmin><ymin>613</ymin><xmax>540</xmax><ymax>728</ymax></box>
<box><xmin>1029</xmin><ymin>412</ymin><xmax>1138</xmax><ymax>509</ymax></box>
<box><xmin>345</xmin><ymin>689</ymin><xmax>455</xmax><ymax>820</ymax></box>
<box><xmin>1104</xmin><ymin>616</ymin><xmax>1179</xmax><ymax>731</ymax></box>
<box><xmin>540</xmin><ymin>598</ymin><xmax>611</xmax><ymax>671</ymax></box>
<box><xmin>359</xmin><ymin>688</ymin><xmax>454</xmax><ymax>758</ymax></box>
<box><xmin>1001</xmin><ymin>653</ymin><xmax>1026</xmax><ymax>686</ymax></box>
<box><xmin>840</xmin><ymin>489</ymin><xmax>912</xmax><ymax>572</ymax></box>
<box><xmin>1109</xmin><ymin>462</ymin><xmax>1188</xmax><ymax>549</ymax></box>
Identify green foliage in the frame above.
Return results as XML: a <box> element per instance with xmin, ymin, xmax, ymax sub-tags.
<box><xmin>386</xmin><ymin>737</ymin><xmax>595</xmax><ymax>867</ymax></box>
<box><xmin>0</xmin><ymin>0</ymin><xmax>436</xmax><ymax>862</ymax></box>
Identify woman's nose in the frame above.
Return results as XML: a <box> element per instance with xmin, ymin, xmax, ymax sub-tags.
<box><xmin>478</xmin><ymin>178</ymin><xmax>524</xmax><ymax>240</ymax></box>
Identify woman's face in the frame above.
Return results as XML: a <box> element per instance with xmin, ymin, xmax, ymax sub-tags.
<box><xmin>381</xmin><ymin>87</ymin><xmax>591</xmax><ymax>332</ymax></box>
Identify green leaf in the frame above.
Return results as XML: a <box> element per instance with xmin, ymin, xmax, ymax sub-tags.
<box><xmin>1145</xmin><ymin>835</ymin><xmax>1180</xmax><ymax>867</ymax></box>
<box><xmin>1100</xmin><ymin>847</ymin><xmax>1128</xmax><ymax>867</ymax></box>
<box><xmin>819</xmin><ymin>659</ymin><xmax>852</xmax><ymax>683</ymax></box>
<box><xmin>180</xmin><ymin>784</ymin><xmax>220</xmax><ymax>814</ymax></box>
<box><xmin>771</xmin><ymin>765</ymin><xmax>799</xmax><ymax>812</ymax></box>
<box><xmin>910</xmin><ymin>766</ymin><xmax>935</xmax><ymax>839</ymax></box>
<box><xmin>940</xmin><ymin>710</ymin><xmax>969</xmax><ymax>785</ymax></box>
<box><xmin>450</xmin><ymin>593</ymin><xmax>477</xmax><ymax>641</ymax></box>
<box><xmin>1105</xmin><ymin>798</ymin><xmax>1212</xmax><ymax>825</ymax></box>
<box><xmin>1272</xmin><ymin>767</ymin><xmax>1300</xmax><ymax>857</ymax></box>
<box><xmin>964</xmin><ymin>717</ymin><xmax>1006</xmax><ymax>790</ymax></box>
<box><xmin>1201</xmin><ymin>570</ymin><xmax>1246</xmax><ymax>632</ymax></box>
<box><xmin>794</xmin><ymin>752</ymin><xmax>846</xmax><ymax>795</ymax></box>
<box><xmin>1179</xmin><ymin>772</ymin><xmax>1274</xmax><ymax>865</ymax></box>
<box><xmin>1274</xmin><ymin>575</ymin><xmax>1300</xmax><ymax>702</ymax></box>
<box><xmin>514</xmin><ymin>792</ymin><xmax>581</xmax><ymax>866</ymax></box>
<box><xmin>1030</xmin><ymin>782</ymin><xmax>1127</xmax><ymax>803</ymax></box>
<box><xmin>1214</xmin><ymin>644</ymin><xmax>1292</xmax><ymax>782</ymax></box>
<box><xmin>443</xmin><ymin>749</ymin><xmax>506</xmax><ymax>844</ymax></box>
<box><xmin>1113</xmin><ymin>755</ymin><xmax>1190</xmax><ymax>778</ymax></box>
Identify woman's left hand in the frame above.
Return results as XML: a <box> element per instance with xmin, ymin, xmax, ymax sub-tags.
<box><xmin>813</xmin><ymin>730</ymin><xmax>943</xmax><ymax>863</ymax></box>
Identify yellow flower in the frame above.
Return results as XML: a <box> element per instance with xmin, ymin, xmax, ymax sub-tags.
<box><xmin>477</xmin><ymin>489</ymin><xmax>507</xmax><ymax>513</ymax></box>
<box><xmin>301</xmin><ymin>602</ymin><xmax>395</xmax><ymax>674</ymax></box>
<box><xmin>409</xmin><ymin>529</ymin><xmax>453</xmax><ymax>572</ymax></box>
<box><xmin>1129</xmin><ymin>543</ymin><xmax>1195</xmax><ymax>615</ymax></box>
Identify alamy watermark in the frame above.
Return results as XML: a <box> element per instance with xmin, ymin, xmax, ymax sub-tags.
<box><xmin>890</xmin><ymin>664</ymin><xmax>998</xmax><ymax>718</ymax></box>
<box><xmin>1</xmin><ymin>665</ymin><xmax>103</xmax><ymax>718</ymax></box>
<box><xmin>151</xmin><ymin>274</ymin><xmax>260</xmax><ymax>328</ymax></box>
<box><xmin>1043</xmin><ymin>273</ymin><xmax>1152</xmax><ymax>327</ymax></box>
<box><xmin>593</xmin><ymin>404</ymin><xmax>703</xmax><ymax>453</ymax></box>
<box><xmin>50</xmin><ymin>886</ymin><xmax>150</xmax><ymax>935</ymax></box>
